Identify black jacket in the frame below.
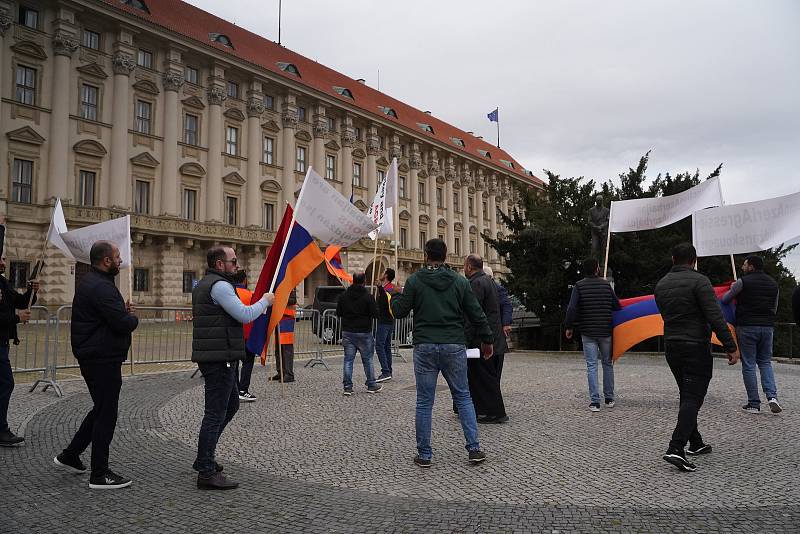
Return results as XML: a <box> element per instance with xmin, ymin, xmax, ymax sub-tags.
<box><xmin>0</xmin><ymin>275</ymin><xmax>35</xmax><ymax>345</ymax></box>
<box><xmin>654</xmin><ymin>265</ymin><xmax>737</xmax><ymax>352</ymax></box>
<box><xmin>735</xmin><ymin>271</ymin><xmax>779</xmax><ymax>327</ymax></box>
<box><xmin>71</xmin><ymin>268</ymin><xmax>139</xmax><ymax>364</ymax></box>
<box><xmin>465</xmin><ymin>271</ymin><xmax>507</xmax><ymax>354</ymax></box>
<box><xmin>564</xmin><ymin>276</ymin><xmax>621</xmax><ymax>338</ymax></box>
<box><xmin>375</xmin><ymin>283</ymin><xmax>399</xmax><ymax>324</ymax></box>
<box><xmin>336</xmin><ymin>285</ymin><xmax>377</xmax><ymax>333</ymax></box>
<box><xmin>192</xmin><ymin>270</ymin><xmax>245</xmax><ymax>363</ymax></box>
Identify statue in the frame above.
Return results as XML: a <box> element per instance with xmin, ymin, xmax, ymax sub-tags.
<box><xmin>588</xmin><ymin>193</ymin><xmax>610</xmax><ymax>262</ymax></box>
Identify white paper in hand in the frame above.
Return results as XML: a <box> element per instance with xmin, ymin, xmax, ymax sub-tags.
<box><xmin>466</xmin><ymin>348</ymin><xmax>481</xmax><ymax>359</ymax></box>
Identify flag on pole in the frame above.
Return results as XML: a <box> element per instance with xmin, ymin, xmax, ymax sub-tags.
<box><xmin>324</xmin><ymin>246</ymin><xmax>353</xmax><ymax>284</ymax></box>
<box><xmin>368</xmin><ymin>158</ymin><xmax>399</xmax><ymax>239</ymax></box>
<box><xmin>47</xmin><ymin>199</ymin><xmax>133</xmax><ymax>266</ymax></box>
<box><xmin>487</xmin><ymin>108</ymin><xmax>499</xmax><ymax>122</ymax></box>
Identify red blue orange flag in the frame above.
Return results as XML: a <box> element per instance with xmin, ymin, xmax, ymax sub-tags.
<box><xmin>324</xmin><ymin>246</ymin><xmax>353</xmax><ymax>284</ymax></box>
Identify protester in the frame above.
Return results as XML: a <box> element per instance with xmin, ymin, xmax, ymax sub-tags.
<box><xmin>391</xmin><ymin>239</ymin><xmax>493</xmax><ymax>467</ymax></box>
<box><xmin>463</xmin><ymin>255</ymin><xmax>508</xmax><ymax>424</ymax></box>
<box><xmin>336</xmin><ymin>272</ymin><xmax>382</xmax><ymax>395</ymax></box>
<box><xmin>375</xmin><ymin>268</ymin><xmax>399</xmax><ymax>382</ymax></box>
<box><xmin>192</xmin><ymin>246</ymin><xmax>273</xmax><ymax>490</ymax></box>
<box><xmin>564</xmin><ymin>258</ymin><xmax>622</xmax><ymax>411</ymax></box>
<box><xmin>654</xmin><ymin>243</ymin><xmax>739</xmax><ymax>472</ymax></box>
<box><xmin>271</xmin><ymin>289</ymin><xmax>297</xmax><ymax>383</ymax></box>
<box><xmin>484</xmin><ymin>265</ymin><xmax>512</xmax><ymax>378</ymax></box>
<box><xmin>234</xmin><ymin>273</ymin><xmax>259</xmax><ymax>402</ymax></box>
<box><xmin>53</xmin><ymin>241</ymin><xmax>137</xmax><ymax>489</ymax></box>
<box><xmin>722</xmin><ymin>255</ymin><xmax>782</xmax><ymax>414</ymax></box>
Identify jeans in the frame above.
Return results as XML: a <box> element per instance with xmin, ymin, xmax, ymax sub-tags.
<box><xmin>342</xmin><ymin>332</ymin><xmax>376</xmax><ymax>388</ymax></box>
<box><xmin>665</xmin><ymin>341</ymin><xmax>712</xmax><ymax>451</ymax></box>
<box><xmin>194</xmin><ymin>361</ymin><xmax>240</xmax><ymax>476</ymax></box>
<box><xmin>375</xmin><ymin>322</ymin><xmax>394</xmax><ymax>376</ymax></box>
<box><xmin>62</xmin><ymin>361</ymin><xmax>123</xmax><ymax>477</ymax></box>
<box><xmin>239</xmin><ymin>350</ymin><xmax>256</xmax><ymax>393</ymax></box>
<box><xmin>737</xmin><ymin>326</ymin><xmax>778</xmax><ymax>407</ymax></box>
<box><xmin>581</xmin><ymin>335</ymin><xmax>614</xmax><ymax>404</ymax></box>
<box><xmin>414</xmin><ymin>343</ymin><xmax>480</xmax><ymax>460</ymax></box>
<box><xmin>0</xmin><ymin>345</ymin><xmax>12</xmax><ymax>432</ymax></box>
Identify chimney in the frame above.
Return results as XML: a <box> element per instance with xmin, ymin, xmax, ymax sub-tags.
<box><xmin>356</xmin><ymin>78</ymin><xmax>366</xmax><ymax>84</ymax></box>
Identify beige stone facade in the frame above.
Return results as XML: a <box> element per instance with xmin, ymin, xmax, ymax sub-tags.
<box><xmin>0</xmin><ymin>0</ymin><xmax>537</xmax><ymax>307</ymax></box>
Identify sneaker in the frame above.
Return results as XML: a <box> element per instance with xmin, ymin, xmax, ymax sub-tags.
<box><xmin>605</xmin><ymin>399</ymin><xmax>616</xmax><ymax>408</ymax></box>
<box><xmin>54</xmin><ymin>453</ymin><xmax>87</xmax><ymax>474</ymax></box>
<box><xmin>413</xmin><ymin>455</ymin><xmax>432</xmax><ymax>468</ymax></box>
<box><xmin>662</xmin><ymin>449</ymin><xmax>697</xmax><ymax>472</ymax></box>
<box><xmin>768</xmin><ymin>398</ymin><xmax>782</xmax><ymax>414</ymax></box>
<box><xmin>477</xmin><ymin>415</ymin><xmax>509</xmax><ymax>424</ymax></box>
<box><xmin>238</xmin><ymin>391</ymin><xmax>257</xmax><ymax>402</ymax></box>
<box><xmin>342</xmin><ymin>387</ymin><xmax>353</xmax><ymax>396</ymax></box>
<box><xmin>197</xmin><ymin>472</ymin><xmax>239</xmax><ymax>490</ymax></box>
<box><xmin>366</xmin><ymin>384</ymin><xmax>383</xmax><ymax>394</ymax></box>
<box><xmin>468</xmin><ymin>450</ymin><xmax>487</xmax><ymax>464</ymax></box>
<box><xmin>686</xmin><ymin>443</ymin><xmax>712</xmax><ymax>456</ymax></box>
<box><xmin>742</xmin><ymin>404</ymin><xmax>760</xmax><ymax>414</ymax></box>
<box><xmin>0</xmin><ymin>429</ymin><xmax>24</xmax><ymax>447</ymax></box>
<box><xmin>375</xmin><ymin>374</ymin><xmax>392</xmax><ymax>383</ymax></box>
<box><xmin>589</xmin><ymin>403</ymin><xmax>601</xmax><ymax>412</ymax></box>
<box><xmin>88</xmin><ymin>470</ymin><xmax>132</xmax><ymax>490</ymax></box>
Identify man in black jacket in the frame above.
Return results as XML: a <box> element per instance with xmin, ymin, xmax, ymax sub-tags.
<box><xmin>565</xmin><ymin>258</ymin><xmax>621</xmax><ymax>412</ymax></box>
<box><xmin>654</xmin><ymin>243</ymin><xmax>739</xmax><ymax>472</ymax></box>
<box><xmin>335</xmin><ymin>272</ymin><xmax>381</xmax><ymax>395</ymax></box>
<box><xmin>463</xmin><ymin>255</ymin><xmax>507</xmax><ymax>423</ymax></box>
<box><xmin>53</xmin><ymin>241</ymin><xmax>138</xmax><ymax>489</ymax></box>
<box><xmin>722</xmin><ymin>255</ymin><xmax>782</xmax><ymax>414</ymax></box>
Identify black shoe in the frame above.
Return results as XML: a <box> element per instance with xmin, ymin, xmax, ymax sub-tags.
<box><xmin>197</xmin><ymin>472</ymin><xmax>239</xmax><ymax>490</ymax></box>
<box><xmin>376</xmin><ymin>374</ymin><xmax>392</xmax><ymax>383</ymax></box>
<box><xmin>605</xmin><ymin>399</ymin><xmax>616</xmax><ymax>408</ymax></box>
<box><xmin>366</xmin><ymin>384</ymin><xmax>383</xmax><ymax>394</ymax></box>
<box><xmin>468</xmin><ymin>450</ymin><xmax>487</xmax><ymax>463</ymax></box>
<box><xmin>342</xmin><ymin>387</ymin><xmax>353</xmax><ymax>396</ymax></box>
<box><xmin>742</xmin><ymin>404</ymin><xmax>760</xmax><ymax>414</ymax></box>
<box><xmin>269</xmin><ymin>374</ymin><xmax>282</xmax><ymax>381</ymax></box>
<box><xmin>478</xmin><ymin>415</ymin><xmax>509</xmax><ymax>424</ymax></box>
<box><xmin>0</xmin><ymin>430</ymin><xmax>24</xmax><ymax>447</ymax></box>
<box><xmin>238</xmin><ymin>391</ymin><xmax>257</xmax><ymax>402</ymax></box>
<box><xmin>768</xmin><ymin>398</ymin><xmax>782</xmax><ymax>414</ymax></box>
<box><xmin>192</xmin><ymin>460</ymin><xmax>224</xmax><ymax>472</ymax></box>
<box><xmin>283</xmin><ymin>377</ymin><xmax>295</xmax><ymax>383</ymax></box>
<box><xmin>88</xmin><ymin>470</ymin><xmax>132</xmax><ymax>490</ymax></box>
<box><xmin>686</xmin><ymin>443</ymin><xmax>712</xmax><ymax>456</ymax></box>
<box><xmin>662</xmin><ymin>449</ymin><xmax>697</xmax><ymax>472</ymax></box>
<box><xmin>54</xmin><ymin>453</ymin><xmax>87</xmax><ymax>474</ymax></box>
<box><xmin>413</xmin><ymin>455</ymin><xmax>432</xmax><ymax>468</ymax></box>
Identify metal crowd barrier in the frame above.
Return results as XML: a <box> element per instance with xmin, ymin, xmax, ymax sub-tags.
<box><xmin>9</xmin><ymin>306</ymin><xmax>51</xmax><ymax>373</ymax></box>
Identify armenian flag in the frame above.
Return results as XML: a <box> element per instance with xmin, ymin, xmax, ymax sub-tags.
<box><xmin>324</xmin><ymin>246</ymin><xmax>352</xmax><ymax>284</ymax></box>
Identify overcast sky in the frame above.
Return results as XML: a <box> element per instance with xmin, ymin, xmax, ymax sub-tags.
<box><xmin>189</xmin><ymin>0</ymin><xmax>800</xmax><ymax>274</ymax></box>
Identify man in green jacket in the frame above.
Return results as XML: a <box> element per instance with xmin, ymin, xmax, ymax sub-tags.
<box><xmin>391</xmin><ymin>238</ymin><xmax>494</xmax><ymax>468</ymax></box>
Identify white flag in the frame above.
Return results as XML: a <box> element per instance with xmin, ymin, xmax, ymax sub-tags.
<box><xmin>693</xmin><ymin>190</ymin><xmax>800</xmax><ymax>257</ymax></box>
<box><xmin>609</xmin><ymin>177</ymin><xmax>723</xmax><ymax>233</ymax></box>
<box><xmin>59</xmin><ymin>215</ymin><xmax>133</xmax><ymax>266</ymax></box>
<box><xmin>367</xmin><ymin>158</ymin><xmax>399</xmax><ymax>239</ymax></box>
<box><xmin>293</xmin><ymin>168</ymin><xmax>379</xmax><ymax>246</ymax></box>
<box><xmin>47</xmin><ymin>198</ymin><xmax>74</xmax><ymax>260</ymax></box>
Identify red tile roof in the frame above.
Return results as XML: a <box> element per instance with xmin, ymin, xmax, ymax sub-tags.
<box><xmin>104</xmin><ymin>0</ymin><xmax>542</xmax><ymax>186</ymax></box>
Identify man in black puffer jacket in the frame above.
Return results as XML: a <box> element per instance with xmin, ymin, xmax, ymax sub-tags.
<box><xmin>54</xmin><ymin>241</ymin><xmax>138</xmax><ymax>490</ymax></box>
<box><xmin>654</xmin><ymin>243</ymin><xmax>739</xmax><ymax>472</ymax></box>
<box><xmin>565</xmin><ymin>257</ymin><xmax>621</xmax><ymax>412</ymax></box>
<box><xmin>335</xmin><ymin>272</ymin><xmax>381</xmax><ymax>395</ymax></box>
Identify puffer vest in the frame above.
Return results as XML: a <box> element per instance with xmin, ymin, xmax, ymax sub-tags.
<box><xmin>191</xmin><ymin>270</ymin><xmax>245</xmax><ymax>363</ymax></box>
<box><xmin>575</xmin><ymin>276</ymin><xmax>616</xmax><ymax>338</ymax></box>
<box><xmin>736</xmin><ymin>271</ymin><xmax>779</xmax><ymax>327</ymax></box>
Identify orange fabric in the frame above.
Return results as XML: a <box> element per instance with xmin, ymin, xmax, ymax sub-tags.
<box><xmin>279</xmin><ymin>331</ymin><xmax>294</xmax><ymax>344</ymax></box>
<box><xmin>235</xmin><ymin>287</ymin><xmax>254</xmax><ymax>339</ymax></box>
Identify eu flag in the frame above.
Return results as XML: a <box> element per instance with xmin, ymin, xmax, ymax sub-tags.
<box><xmin>487</xmin><ymin>108</ymin><xmax>498</xmax><ymax>122</ymax></box>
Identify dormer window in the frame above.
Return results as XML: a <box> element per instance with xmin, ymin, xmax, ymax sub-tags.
<box><xmin>450</xmin><ymin>137</ymin><xmax>465</xmax><ymax>148</ymax></box>
<box><xmin>122</xmin><ymin>0</ymin><xmax>150</xmax><ymax>13</ymax></box>
<box><xmin>379</xmin><ymin>106</ymin><xmax>398</xmax><ymax>118</ymax></box>
<box><xmin>277</xmin><ymin>62</ymin><xmax>300</xmax><ymax>77</ymax></box>
<box><xmin>209</xmin><ymin>33</ymin><xmax>233</xmax><ymax>48</ymax></box>
<box><xmin>417</xmin><ymin>123</ymin><xmax>434</xmax><ymax>134</ymax></box>
<box><xmin>500</xmin><ymin>159</ymin><xmax>514</xmax><ymax>169</ymax></box>
<box><xmin>333</xmin><ymin>86</ymin><xmax>354</xmax><ymax>99</ymax></box>
<box><xmin>478</xmin><ymin>149</ymin><xmax>491</xmax><ymax>159</ymax></box>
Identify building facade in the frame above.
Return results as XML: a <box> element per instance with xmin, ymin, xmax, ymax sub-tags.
<box><xmin>0</xmin><ymin>0</ymin><xmax>541</xmax><ymax>307</ymax></box>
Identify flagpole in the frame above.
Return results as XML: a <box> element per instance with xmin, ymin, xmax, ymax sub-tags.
<box><xmin>602</xmin><ymin>202</ymin><xmax>613</xmax><ymax>279</ymax></box>
<box><xmin>496</xmin><ymin>107</ymin><xmax>500</xmax><ymax>148</ymax></box>
<box><xmin>29</xmin><ymin>202</ymin><xmax>56</xmax><ymax>309</ymax></box>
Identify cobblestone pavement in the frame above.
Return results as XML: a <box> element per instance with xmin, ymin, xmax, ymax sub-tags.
<box><xmin>2</xmin><ymin>352</ymin><xmax>799</xmax><ymax>533</ymax></box>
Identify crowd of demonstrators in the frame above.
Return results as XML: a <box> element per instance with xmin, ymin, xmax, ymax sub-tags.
<box><xmin>191</xmin><ymin>246</ymin><xmax>274</xmax><ymax>490</ymax></box>
<box><xmin>655</xmin><ymin>243</ymin><xmax>740</xmax><ymax>473</ymax></box>
<box><xmin>272</xmin><ymin>289</ymin><xmax>297</xmax><ymax>383</ymax></box>
<box><xmin>564</xmin><ymin>257</ymin><xmax>622</xmax><ymax>412</ymax></box>
<box><xmin>375</xmin><ymin>268</ymin><xmax>400</xmax><ymax>383</ymax></box>
<box><xmin>335</xmin><ymin>272</ymin><xmax>382</xmax><ymax>395</ymax></box>
<box><xmin>390</xmin><ymin>239</ymin><xmax>493</xmax><ymax>467</ymax></box>
<box><xmin>722</xmin><ymin>255</ymin><xmax>782</xmax><ymax>414</ymax></box>
<box><xmin>53</xmin><ymin>241</ymin><xmax>138</xmax><ymax>489</ymax></box>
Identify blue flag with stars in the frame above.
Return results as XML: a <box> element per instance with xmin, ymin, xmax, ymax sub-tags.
<box><xmin>487</xmin><ymin>108</ymin><xmax>498</xmax><ymax>122</ymax></box>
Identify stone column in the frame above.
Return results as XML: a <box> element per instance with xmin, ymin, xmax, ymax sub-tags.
<box><xmin>445</xmin><ymin>171</ymin><xmax>456</xmax><ymax>253</ymax></box>
<box><xmin>461</xmin><ymin>176</ymin><xmax>470</xmax><ymax>254</ymax></box>
<box><xmin>205</xmin><ymin>83</ymin><xmax>226</xmax><ymax>222</ymax></box>
<box><xmin>161</xmin><ymin>70</ymin><xmax>184</xmax><ymax>216</ymax></box>
<box><xmin>475</xmin><ymin>174</ymin><xmax>486</xmax><ymax>256</ymax></box>
<box><xmin>280</xmin><ymin>93</ymin><xmax>298</xmax><ymax>207</ymax></box>
<box><xmin>340</xmin><ymin>115</ymin><xmax>355</xmax><ymax>201</ymax></box>
<box><xmin>366</xmin><ymin>124</ymin><xmax>380</xmax><ymax>195</ymax></box>
<box><xmin>489</xmin><ymin>175</ymin><xmax>499</xmax><ymax>261</ymax></box>
<box><xmin>0</xmin><ymin>11</ymin><xmax>10</xmax><ymax>109</ymax></box>
<box><xmin>409</xmin><ymin>160</ymin><xmax>421</xmax><ymax>249</ymax></box>
<box><xmin>158</xmin><ymin>237</ymin><xmax>184</xmax><ymax>306</ymax></box>
<box><xmin>312</xmin><ymin>104</ymin><xmax>327</xmax><ymax>176</ymax></box>
<box><xmin>109</xmin><ymin>51</ymin><xmax>136</xmax><ymax>208</ymax></box>
<box><xmin>246</xmin><ymin>88</ymin><xmax>265</xmax><ymax>226</ymax></box>
<box><xmin>425</xmin><ymin>150</ymin><xmax>438</xmax><ymax>241</ymax></box>
<box><xmin>47</xmin><ymin>31</ymin><xmax>78</xmax><ymax>203</ymax></box>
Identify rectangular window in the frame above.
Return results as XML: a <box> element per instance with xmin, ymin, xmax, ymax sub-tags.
<box><xmin>185</xmin><ymin>66</ymin><xmax>198</xmax><ymax>84</ymax></box>
<box><xmin>482</xmin><ymin>201</ymin><xmax>488</xmax><ymax>220</ymax></box>
<box><xmin>19</xmin><ymin>7</ymin><xmax>38</xmax><ymax>29</ymax></box>
<box><xmin>263</xmin><ymin>202</ymin><xmax>275</xmax><ymax>230</ymax></box>
<box><xmin>436</xmin><ymin>187</ymin><xmax>443</xmax><ymax>208</ymax></box>
<box><xmin>378</xmin><ymin>170</ymin><xmax>385</xmax><ymax>184</ymax></box>
<box><xmin>226</xmin><ymin>80</ymin><xmax>239</xmax><ymax>99</ymax></box>
<box><xmin>354</xmin><ymin>127</ymin><xmax>362</xmax><ymax>140</ymax></box>
<box><xmin>184</xmin><ymin>114</ymin><xmax>198</xmax><ymax>145</ymax></box>
<box><xmin>77</xmin><ymin>170</ymin><xmax>96</xmax><ymax>206</ymax></box>
<box><xmin>225</xmin><ymin>126</ymin><xmax>239</xmax><ymax>155</ymax></box>
<box><xmin>401</xmin><ymin>144</ymin><xmax>407</xmax><ymax>157</ymax></box>
<box><xmin>325</xmin><ymin>155</ymin><xmax>336</xmax><ymax>180</ymax></box>
<box><xmin>182</xmin><ymin>271</ymin><xmax>196</xmax><ymax>293</ymax></box>
<box><xmin>263</xmin><ymin>94</ymin><xmax>274</xmax><ymax>110</ymax></box>
<box><xmin>326</xmin><ymin>116</ymin><xmax>335</xmax><ymax>132</ymax></box>
<box><xmin>226</xmin><ymin>196</ymin><xmax>238</xmax><ymax>225</ymax></box>
<box><xmin>83</xmin><ymin>30</ymin><xmax>100</xmax><ymax>50</ymax></box>
<box><xmin>182</xmin><ymin>188</ymin><xmax>197</xmax><ymax>220</ymax></box>
<box><xmin>80</xmin><ymin>84</ymin><xmax>98</xmax><ymax>121</ymax></box>
<box><xmin>470</xmin><ymin>239</ymin><xmax>476</xmax><ymax>254</ymax></box>
<box><xmin>135</xmin><ymin>100</ymin><xmax>151</xmax><ymax>134</ymax></box>
<box><xmin>468</xmin><ymin>196</ymin><xmax>475</xmax><ymax>217</ymax></box>
<box><xmin>454</xmin><ymin>237</ymin><xmax>461</xmax><ymax>256</ymax></box>
<box><xmin>399</xmin><ymin>176</ymin><xmax>407</xmax><ymax>198</ymax></box>
<box><xmin>378</xmin><ymin>135</ymin><xmax>385</xmax><ymax>149</ymax></box>
<box><xmin>297</xmin><ymin>106</ymin><xmax>306</xmax><ymax>122</ymax></box>
<box><xmin>353</xmin><ymin>162</ymin><xmax>362</xmax><ymax>187</ymax></box>
<box><xmin>419</xmin><ymin>231</ymin><xmax>427</xmax><ymax>246</ymax></box>
<box><xmin>137</xmin><ymin>49</ymin><xmax>153</xmax><ymax>69</ymax></box>
<box><xmin>15</xmin><ymin>66</ymin><xmax>36</xmax><ymax>105</ymax></box>
<box><xmin>295</xmin><ymin>146</ymin><xmax>307</xmax><ymax>172</ymax></box>
<box><xmin>454</xmin><ymin>192</ymin><xmax>460</xmax><ymax>212</ymax></box>
<box><xmin>262</xmin><ymin>136</ymin><xmax>274</xmax><ymax>164</ymax></box>
<box><xmin>400</xmin><ymin>228</ymin><xmax>408</xmax><ymax>248</ymax></box>
<box><xmin>418</xmin><ymin>182</ymin><xmax>426</xmax><ymax>204</ymax></box>
<box><xmin>484</xmin><ymin>242</ymin><xmax>489</xmax><ymax>259</ymax></box>
<box><xmin>133</xmin><ymin>268</ymin><xmax>149</xmax><ymax>292</ymax></box>
<box><xmin>134</xmin><ymin>180</ymin><xmax>150</xmax><ymax>214</ymax></box>
<box><xmin>11</xmin><ymin>159</ymin><xmax>33</xmax><ymax>204</ymax></box>
<box><xmin>438</xmin><ymin>233</ymin><xmax>444</xmax><ymax>242</ymax></box>
<box><xmin>10</xmin><ymin>261</ymin><xmax>30</xmax><ymax>289</ymax></box>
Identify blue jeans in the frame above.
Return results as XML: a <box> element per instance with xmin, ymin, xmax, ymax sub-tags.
<box><xmin>194</xmin><ymin>361</ymin><xmax>240</xmax><ymax>476</ymax></box>
<box><xmin>582</xmin><ymin>335</ymin><xmax>614</xmax><ymax>404</ymax></box>
<box><xmin>413</xmin><ymin>343</ymin><xmax>480</xmax><ymax>460</ymax></box>
<box><xmin>342</xmin><ymin>332</ymin><xmax>376</xmax><ymax>388</ymax></box>
<box><xmin>737</xmin><ymin>326</ymin><xmax>777</xmax><ymax>407</ymax></box>
<box><xmin>0</xmin><ymin>344</ymin><xmax>13</xmax><ymax>432</ymax></box>
<box><xmin>375</xmin><ymin>322</ymin><xmax>394</xmax><ymax>376</ymax></box>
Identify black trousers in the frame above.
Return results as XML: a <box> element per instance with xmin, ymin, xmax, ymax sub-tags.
<box><xmin>466</xmin><ymin>353</ymin><xmax>507</xmax><ymax>418</ymax></box>
<box><xmin>239</xmin><ymin>350</ymin><xmax>257</xmax><ymax>393</ymax></box>
<box><xmin>665</xmin><ymin>341</ymin><xmax>713</xmax><ymax>451</ymax></box>
<box><xmin>63</xmin><ymin>361</ymin><xmax>123</xmax><ymax>477</ymax></box>
<box><xmin>194</xmin><ymin>361</ymin><xmax>240</xmax><ymax>476</ymax></box>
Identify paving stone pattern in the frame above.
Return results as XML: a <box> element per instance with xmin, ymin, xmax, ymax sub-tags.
<box><xmin>2</xmin><ymin>352</ymin><xmax>799</xmax><ymax>533</ymax></box>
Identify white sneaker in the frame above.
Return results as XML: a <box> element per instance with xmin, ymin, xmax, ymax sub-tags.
<box><xmin>238</xmin><ymin>391</ymin><xmax>257</xmax><ymax>402</ymax></box>
<box><xmin>768</xmin><ymin>398</ymin><xmax>782</xmax><ymax>414</ymax></box>
<box><xmin>589</xmin><ymin>403</ymin><xmax>600</xmax><ymax>412</ymax></box>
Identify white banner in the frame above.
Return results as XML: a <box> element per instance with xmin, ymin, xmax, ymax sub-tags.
<box><xmin>609</xmin><ymin>177</ymin><xmax>723</xmax><ymax>232</ymax></box>
<box><xmin>47</xmin><ymin>200</ymin><xmax>133</xmax><ymax>266</ymax></box>
<box><xmin>693</xmin><ymin>190</ymin><xmax>800</xmax><ymax>256</ymax></box>
<box><xmin>293</xmin><ymin>168</ymin><xmax>379</xmax><ymax>246</ymax></box>
<box><xmin>368</xmin><ymin>158</ymin><xmax>398</xmax><ymax>239</ymax></box>
<box><xmin>46</xmin><ymin>198</ymin><xmax>72</xmax><ymax>259</ymax></box>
